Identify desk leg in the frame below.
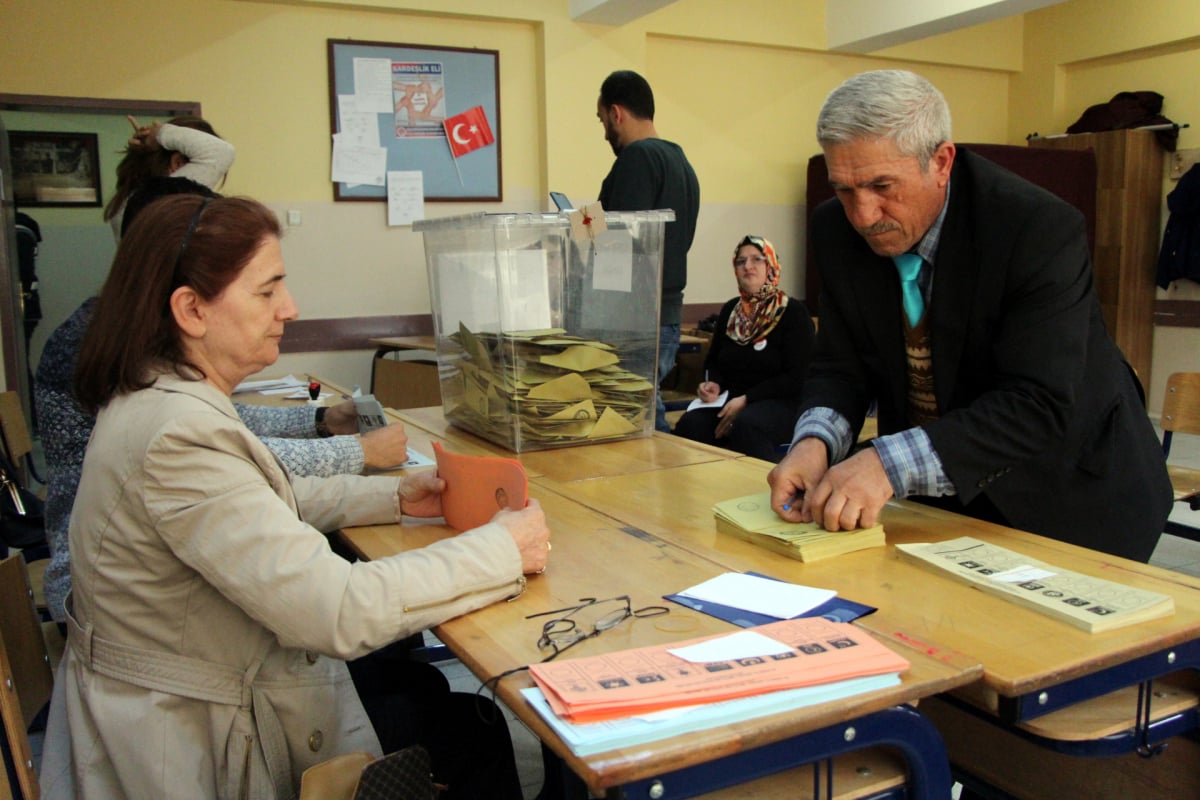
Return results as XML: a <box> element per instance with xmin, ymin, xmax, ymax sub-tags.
<box><xmin>537</xmin><ymin>741</ymin><xmax>592</xmax><ymax>800</ymax></box>
<box><xmin>540</xmin><ymin>704</ymin><xmax>953</xmax><ymax>800</ymax></box>
<box><xmin>369</xmin><ymin>347</ymin><xmax>391</xmax><ymax>397</ymax></box>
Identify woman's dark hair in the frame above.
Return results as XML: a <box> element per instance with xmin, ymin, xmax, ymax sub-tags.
<box><xmin>102</xmin><ymin>116</ymin><xmax>222</xmax><ymax>223</ymax></box>
<box><xmin>76</xmin><ymin>195</ymin><xmax>282</xmax><ymax>414</ymax></box>
<box><xmin>599</xmin><ymin>70</ymin><xmax>655</xmax><ymax>120</ymax></box>
<box><xmin>121</xmin><ymin>176</ymin><xmax>220</xmax><ymax>237</ymax></box>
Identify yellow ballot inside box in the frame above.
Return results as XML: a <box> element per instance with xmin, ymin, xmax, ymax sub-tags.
<box><xmin>412</xmin><ymin>209</ymin><xmax>674</xmax><ymax>452</ymax></box>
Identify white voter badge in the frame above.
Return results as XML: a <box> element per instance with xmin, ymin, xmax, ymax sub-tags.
<box><xmin>569</xmin><ymin>201</ymin><xmax>607</xmax><ymax>242</ymax></box>
<box><xmin>754</xmin><ymin>339</ymin><xmax>767</xmax><ymax>351</ymax></box>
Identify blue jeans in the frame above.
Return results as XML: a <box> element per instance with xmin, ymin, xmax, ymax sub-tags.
<box><xmin>656</xmin><ymin>324</ymin><xmax>680</xmax><ymax>432</ymax></box>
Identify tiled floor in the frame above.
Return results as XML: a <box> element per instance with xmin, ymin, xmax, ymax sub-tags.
<box><xmin>23</xmin><ymin>424</ymin><xmax>1200</xmax><ymax>798</ymax></box>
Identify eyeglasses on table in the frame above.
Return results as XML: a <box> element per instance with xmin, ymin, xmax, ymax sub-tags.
<box><xmin>526</xmin><ymin>595</ymin><xmax>670</xmax><ymax>662</ymax></box>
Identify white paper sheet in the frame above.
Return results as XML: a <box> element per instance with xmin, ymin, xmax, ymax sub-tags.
<box><xmin>387</xmin><ymin>171</ymin><xmax>424</xmax><ymax>226</ymax></box>
<box><xmin>667</xmin><ymin>630</ymin><xmax>795</xmax><ymax>663</ymax></box>
<box><xmin>686</xmin><ymin>390</ymin><xmax>728</xmax><ymax>412</ymax></box>
<box><xmin>989</xmin><ymin>565</ymin><xmax>1057</xmax><ymax>583</ymax></box>
<box><xmin>677</xmin><ymin>572</ymin><xmax>836</xmax><ymax>619</ymax></box>
<box><xmin>233</xmin><ymin>375</ymin><xmax>307</xmax><ymax>394</ymax></box>
<box><xmin>352</xmin><ymin>57</ymin><xmax>395</xmax><ymax>113</ymax></box>
<box><xmin>331</xmin><ymin>140</ymin><xmax>387</xmax><ymax>186</ymax></box>
<box><xmin>592</xmin><ymin>229</ymin><xmax>633</xmax><ymax>292</ymax></box>
<box><xmin>499</xmin><ymin>249</ymin><xmax>553</xmax><ymax>331</ymax></box>
<box><xmin>337</xmin><ymin>95</ymin><xmax>381</xmax><ymax>148</ymax></box>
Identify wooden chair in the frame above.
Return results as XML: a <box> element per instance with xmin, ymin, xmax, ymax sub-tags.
<box><xmin>0</xmin><ymin>391</ymin><xmax>49</xmax><ymax>621</ymax></box>
<box><xmin>1161</xmin><ymin>372</ymin><xmax>1200</xmax><ymax>542</ymax></box>
<box><xmin>0</xmin><ymin>393</ymin><xmax>42</xmax><ymax>490</ymax></box>
<box><xmin>0</xmin><ymin>555</ymin><xmax>54</xmax><ymax>800</ymax></box>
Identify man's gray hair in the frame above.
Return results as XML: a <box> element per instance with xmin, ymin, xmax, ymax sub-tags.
<box><xmin>816</xmin><ymin>70</ymin><xmax>952</xmax><ymax>166</ymax></box>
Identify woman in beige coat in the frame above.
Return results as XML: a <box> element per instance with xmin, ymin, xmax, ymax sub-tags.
<box><xmin>39</xmin><ymin>194</ymin><xmax>551</xmax><ymax>800</ymax></box>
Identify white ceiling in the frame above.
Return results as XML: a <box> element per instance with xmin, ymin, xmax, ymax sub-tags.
<box><xmin>568</xmin><ymin>0</ymin><xmax>680</xmax><ymax>26</ymax></box>
<box><xmin>826</xmin><ymin>0</ymin><xmax>1067</xmax><ymax>53</ymax></box>
<box><xmin>568</xmin><ymin>0</ymin><xmax>1067</xmax><ymax>53</ymax></box>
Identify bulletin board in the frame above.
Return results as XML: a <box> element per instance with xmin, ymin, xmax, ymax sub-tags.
<box><xmin>327</xmin><ymin>38</ymin><xmax>502</xmax><ymax>202</ymax></box>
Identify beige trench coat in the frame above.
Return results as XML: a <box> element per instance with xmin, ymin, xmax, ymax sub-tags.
<box><xmin>40</xmin><ymin>373</ymin><xmax>525</xmax><ymax>800</ymax></box>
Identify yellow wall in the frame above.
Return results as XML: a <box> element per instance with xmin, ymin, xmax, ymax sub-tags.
<box><xmin>3</xmin><ymin>0</ymin><xmax>1196</xmax><ymax>406</ymax></box>
<box><xmin>1015</xmin><ymin>0</ymin><xmax>1200</xmax><ymax>411</ymax></box>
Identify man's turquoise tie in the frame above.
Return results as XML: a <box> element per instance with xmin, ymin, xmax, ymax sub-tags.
<box><xmin>892</xmin><ymin>253</ymin><xmax>925</xmax><ymax>327</ymax></box>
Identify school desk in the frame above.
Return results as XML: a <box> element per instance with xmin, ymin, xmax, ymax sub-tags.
<box><xmin>340</xmin><ymin>485</ymin><xmax>979</xmax><ymax>799</ymax></box>
<box><xmin>389</xmin><ymin>405</ymin><xmax>1200</xmax><ymax>797</ymax></box>
<box><xmin>524</xmin><ymin>455</ymin><xmax>1200</xmax><ymax>797</ymax></box>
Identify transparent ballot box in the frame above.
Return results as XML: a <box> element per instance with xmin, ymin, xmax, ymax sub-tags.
<box><xmin>412</xmin><ymin>209</ymin><xmax>674</xmax><ymax>452</ymax></box>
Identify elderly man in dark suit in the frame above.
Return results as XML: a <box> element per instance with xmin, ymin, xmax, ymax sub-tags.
<box><xmin>768</xmin><ymin>69</ymin><xmax>1171</xmax><ymax>562</ymax></box>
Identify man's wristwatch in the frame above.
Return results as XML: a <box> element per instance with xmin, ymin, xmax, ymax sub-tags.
<box><xmin>314</xmin><ymin>406</ymin><xmax>332</xmax><ymax>437</ymax></box>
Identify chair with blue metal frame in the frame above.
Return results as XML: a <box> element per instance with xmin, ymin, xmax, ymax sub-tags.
<box><xmin>1161</xmin><ymin>372</ymin><xmax>1200</xmax><ymax>542</ymax></box>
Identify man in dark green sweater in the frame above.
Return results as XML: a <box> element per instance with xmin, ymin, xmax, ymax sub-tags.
<box><xmin>597</xmin><ymin>69</ymin><xmax>701</xmax><ymax>431</ymax></box>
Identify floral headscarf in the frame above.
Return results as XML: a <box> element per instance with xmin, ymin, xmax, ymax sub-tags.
<box><xmin>726</xmin><ymin>234</ymin><xmax>789</xmax><ymax>345</ymax></box>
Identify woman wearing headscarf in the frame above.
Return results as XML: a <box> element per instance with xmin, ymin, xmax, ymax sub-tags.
<box><xmin>673</xmin><ymin>235</ymin><xmax>816</xmax><ymax>461</ymax></box>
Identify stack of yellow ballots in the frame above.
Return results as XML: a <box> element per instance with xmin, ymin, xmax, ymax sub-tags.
<box><xmin>449</xmin><ymin>323</ymin><xmax>654</xmax><ymax>446</ymax></box>
<box><xmin>528</xmin><ymin>617</ymin><xmax>909</xmax><ymax>724</ymax></box>
<box><xmin>713</xmin><ymin>493</ymin><xmax>886</xmax><ymax>562</ymax></box>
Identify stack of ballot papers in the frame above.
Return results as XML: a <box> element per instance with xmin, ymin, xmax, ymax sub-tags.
<box><xmin>521</xmin><ymin>672</ymin><xmax>900</xmax><ymax>756</ymax></box>
<box><xmin>714</xmin><ymin>492</ymin><xmax>886</xmax><ymax>562</ymax></box>
<box><xmin>528</xmin><ymin>617</ymin><xmax>909</xmax><ymax>725</ymax></box>
<box><xmin>897</xmin><ymin>537</ymin><xmax>1175</xmax><ymax>633</ymax></box>
<box><xmin>445</xmin><ymin>324</ymin><xmax>654</xmax><ymax>448</ymax></box>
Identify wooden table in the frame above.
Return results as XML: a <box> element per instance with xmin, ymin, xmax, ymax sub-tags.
<box><xmin>382</xmin><ymin>406</ymin><xmax>1200</xmax><ymax>798</ymax></box>
<box><xmin>342</xmin><ymin>490</ymin><xmax>977</xmax><ymax>798</ymax></box>
<box><xmin>339</xmin><ymin>410</ymin><xmax>988</xmax><ymax>798</ymax></box>
<box><xmin>529</xmin><ymin>456</ymin><xmax>1200</xmax><ymax>713</ymax></box>
<box><xmin>525</xmin><ymin>451</ymin><xmax>1200</xmax><ymax>796</ymax></box>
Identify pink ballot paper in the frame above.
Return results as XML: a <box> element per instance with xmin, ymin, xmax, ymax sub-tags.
<box><xmin>529</xmin><ymin>617</ymin><xmax>909</xmax><ymax>723</ymax></box>
<box><xmin>432</xmin><ymin>441</ymin><xmax>529</xmax><ymax>531</ymax></box>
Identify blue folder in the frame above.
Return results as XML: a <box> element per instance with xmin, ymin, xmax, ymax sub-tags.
<box><xmin>664</xmin><ymin>571</ymin><xmax>876</xmax><ymax>627</ymax></box>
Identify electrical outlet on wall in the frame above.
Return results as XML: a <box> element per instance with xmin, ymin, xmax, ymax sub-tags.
<box><xmin>1169</xmin><ymin>149</ymin><xmax>1200</xmax><ymax>180</ymax></box>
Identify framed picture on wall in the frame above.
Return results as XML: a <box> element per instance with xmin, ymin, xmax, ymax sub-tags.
<box><xmin>8</xmin><ymin>130</ymin><xmax>102</xmax><ymax>207</ymax></box>
<box><xmin>327</xmin><ymin>38</ymin><xmax>501</xmax><ymax>202</ymax></box>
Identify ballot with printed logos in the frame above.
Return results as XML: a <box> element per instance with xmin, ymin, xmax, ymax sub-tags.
<box><xmin>896</xmin><ymin>537</ymin><xmax>1174</xmax><ymax>633</ymax></box>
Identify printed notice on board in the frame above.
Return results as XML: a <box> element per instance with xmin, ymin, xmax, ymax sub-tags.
<box><xmin>392</xmin><ymin>62</ymin><xmax>446</xmax><ymax>138</ymax></box>
<box><xmin>387</xmin><ymin>171</ymin><xmax>424</xmax><ymax>226</ymax></box>
<box><xmin>337</xmin><ymin>95</ymin><xmax>380</xmax><ymax>148</ymax></box>
<box><xmin>352</xmin><ymin>57</ymin><xmax>395</xmax><ymax>113</ymax></box>
<box><xmin>331</xmin><ymin>138</ymin><xmax>386</xmax><ymax>186</ymax></box>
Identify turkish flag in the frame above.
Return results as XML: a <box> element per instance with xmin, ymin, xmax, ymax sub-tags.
<box><xmin>443</xmin><ymin>106</ymin><xmax>495</xmax><ymax>158</ymax></box>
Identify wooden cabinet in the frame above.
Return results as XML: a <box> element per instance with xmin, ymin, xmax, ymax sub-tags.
<box><xmin>1030</xmin><ymin>129</ymin><xmax>1164</xmax><ymax>393</ymax></box>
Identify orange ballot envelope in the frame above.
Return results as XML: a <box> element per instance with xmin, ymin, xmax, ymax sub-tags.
<box><xmin>433</xmin><ymin>442</ymin><xmax>529</xmax><ymax>531</ymax></box>
<box><xmin>529</xmin><ymin>617</ymin><xmax>909</xmax><ymax>723</ymax></box>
